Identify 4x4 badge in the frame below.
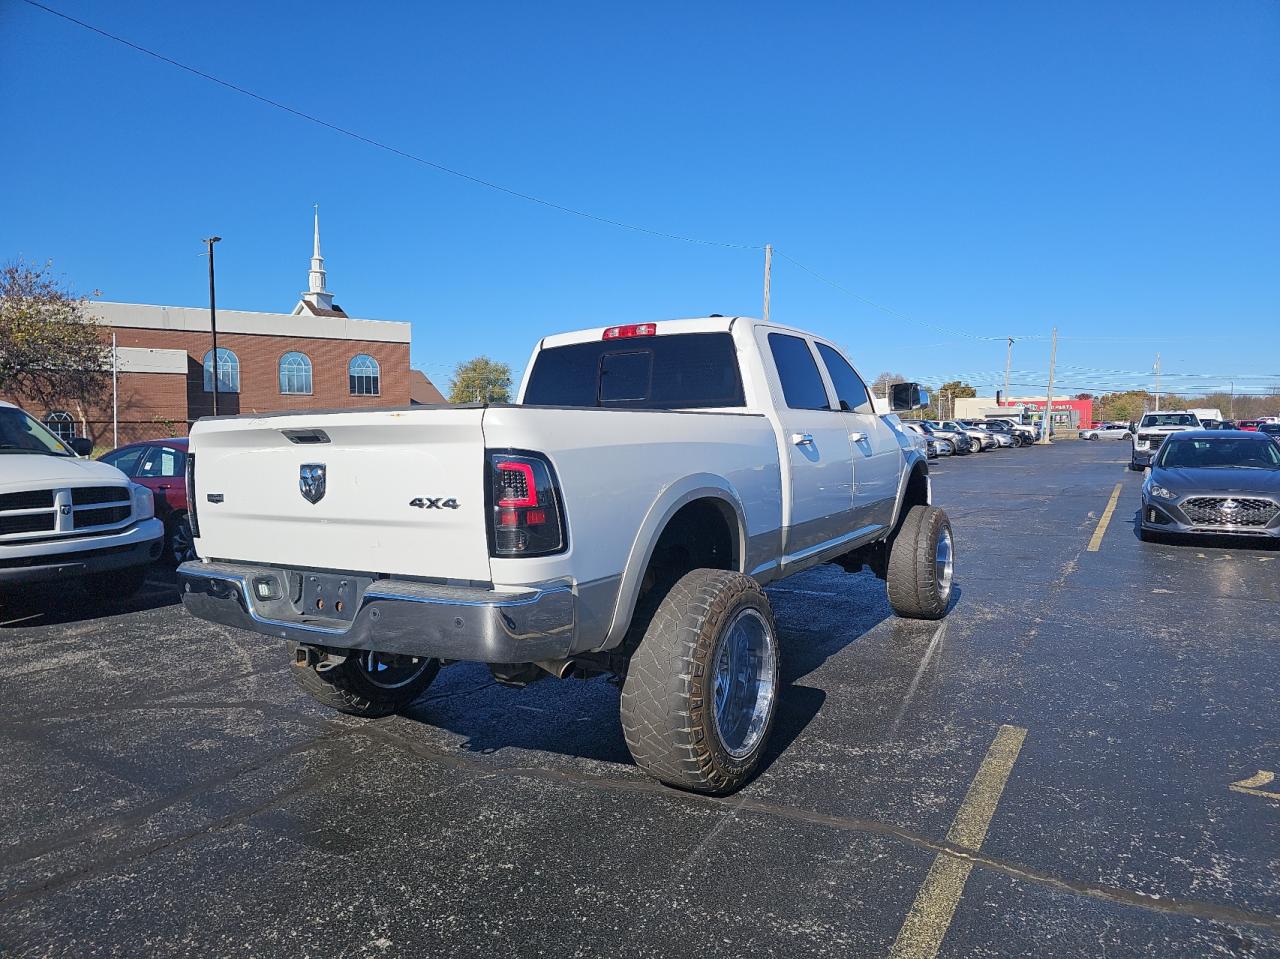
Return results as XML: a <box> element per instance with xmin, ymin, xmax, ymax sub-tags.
<box><xmin>299</xmin><ymin>463</ymin><xmax>326</xmax><ymax>504</ymax></box>
<box><xmin>410</xmin><ymin>497</ymin><xmax>459</xmax><ymax>510</ymax></box>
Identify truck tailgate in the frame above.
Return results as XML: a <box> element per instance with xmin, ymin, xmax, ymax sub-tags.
<box><xmin>189</xmin><ymin>408</ymin><xmax>492</xmax><ymax>581</ymax></box>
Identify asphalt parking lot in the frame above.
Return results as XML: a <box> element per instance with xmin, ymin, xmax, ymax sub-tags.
<box><xmin>2</xmin><ymin>440</ymin><xmax>1277</xmax><ymax>958</ymax></box>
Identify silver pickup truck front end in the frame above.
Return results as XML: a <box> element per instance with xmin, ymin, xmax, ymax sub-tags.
<box><xmin>178</xmin><ymin>560</ymin><xmax>577</xmax><ymax>663</ymax></box>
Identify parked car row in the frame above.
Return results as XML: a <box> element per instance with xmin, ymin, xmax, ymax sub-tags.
<box><xmin>1083</xmin><ymin>416</ymin><xmax>1280</xmax><ymax>441</ymax></box>
<box><xmin>1077</xmin><ymin>412</ymin><xmax>1280</xmax><ymax>471</ymax></box>
<box><xmin>900</xmin><ymin>418</ymin><xmax>1039</xmax><ymax>458</ymax></box>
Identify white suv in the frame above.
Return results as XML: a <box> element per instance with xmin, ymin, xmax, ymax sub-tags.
<box><xmin>0</xmin><ymin>402</ymin><xmax>164</xmax><ymax>597</ymax></box>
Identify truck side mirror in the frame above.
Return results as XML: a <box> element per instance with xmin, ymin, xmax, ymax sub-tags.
<box><xmin>890</xmin><ymin>382</ymin><xmax>929</xmax><ymax>412</ymax></box>
<box><xmin>69</xmin><ymin>437</ymin><xmax>93</xmax><ymax>457</ymax></box>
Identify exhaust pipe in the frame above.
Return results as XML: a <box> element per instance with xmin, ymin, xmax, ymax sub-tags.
<box><xmin>489</xmin><ymin>660</ymin><xmax>582</xmax><ymax>686</ymax></box>
<box><xmin>535</xmin><ymin>659</ymin><xmax>577</xmax><ymax>679</ymax></box>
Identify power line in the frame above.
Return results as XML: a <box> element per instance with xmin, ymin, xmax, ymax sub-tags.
<box><xmin>29</xmin><ymin>0</ymin><xmax>1249</xmax><ymax>358</ymax></box>
<box><xmin>19</xmin><ymin>0</ymin><xmax>760</xmax><ymax>252</ymax></box>
<box><xmin>771</xmin><ymin>249</ymin><xmax>1039</xmax><ymax>342</ymax></box>
<box><xmin>21</xmin><ymin>0</ymin><xmax>1079</xmax><ymax>346</ymax></box>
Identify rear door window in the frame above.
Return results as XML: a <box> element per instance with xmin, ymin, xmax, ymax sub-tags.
<box><xmin>523</xmin><ymin>332</ymin><xmax>744</xmax><ymax>409</ymax></box>
<box><xmin>815</xmin><ymin>343</ymin><xmax>871</xmax><ymax>413</ymax></box>
<box><xmin>768</xmin><ymin>333</ymin><xmax>830</xmax><ymax>410</ymax></box>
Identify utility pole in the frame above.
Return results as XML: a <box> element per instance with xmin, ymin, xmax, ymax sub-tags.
<box><xmin>1004</xmin><ymin>336</ymin><xmax>1013</xmax><ymax>399</ymax></box>
<box><xmin>1038</xmin><ymin>327</ymin><xmax>1058</xmax><ymax>444</ymax></box>
<box><xmin>1230</xmin><ymin>380</ymin><xmax>1235</xmax><ymax>420</ymax></box>
<box><xmin>1153</xmin><ymin>352</ymin><xmax>1161</xmax><ymax>412</ymax></box>
<box><xmin>762</xmin><ymin>244</ymin><xmax>772</xmax><ymax>323</ymax></box>
<box><xmin>111</xmin><ymin>331</ymin><xmax>119</xmax><ymax>449</ymax></box>
<box><xmin>203</xmin><ymin>236</ymin><xmax>222</xmax><ymax>416</ymax></box>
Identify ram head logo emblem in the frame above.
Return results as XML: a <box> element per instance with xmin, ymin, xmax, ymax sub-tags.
<box><xmin>299</xmin><ymin>463</ymin><xmax>327</xmax><ymax>504</ymax></box>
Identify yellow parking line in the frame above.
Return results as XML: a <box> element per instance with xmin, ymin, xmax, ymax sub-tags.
<box><xmin>888</xmin><ymin>724</ymin><xmax>1028</xmax><ymax>959</ymax></box>
<box><xmin>1087</xmin><ymin>483</ymin><xmax>1124</xmax><ymax>552</ymax></box>
<box><xmin>1229</xmin><ymin>770</ymin><xmax>1280</xmax><ymax>800</ymax></box>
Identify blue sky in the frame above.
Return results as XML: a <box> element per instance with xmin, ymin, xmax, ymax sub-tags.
<box><xmin>2</xmin><ymin>1</ymin><xmax>1277</xmax><ymax>397</ymax></box>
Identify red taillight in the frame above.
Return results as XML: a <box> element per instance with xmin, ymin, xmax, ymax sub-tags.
<box><xmin>495</xmin><ymin>461</ymin><xmax>537</xmax><ymax>507</ymax></box>
<box><xmin>488</xmin><ymin>452</ymin><xmax>567</xmax><ymax>557</ymax></box>
<box><xmin>602</xmin><ymin>323</ymin><xmax>656</xmax><ymax>340</ymax></box>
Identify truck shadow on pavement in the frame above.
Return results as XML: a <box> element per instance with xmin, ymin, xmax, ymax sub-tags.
<box><xmin>0</xmin><ymin>565</ymin><xmax>181</xmax><ymax>630</ymax></box>
<box><xmin>398</xmin><ymin>568</ymin><xmax>919</xmax><ymax>782</ymax></box>
<box><xmin>401</xmin><ymin>661</ymin><xmax>830</xmax><ymax>781</ymax></box>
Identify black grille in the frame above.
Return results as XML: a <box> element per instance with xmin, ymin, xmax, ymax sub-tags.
<box><xmin>0</xmin><ymin>513</ymin><xmax>56</xmax><ymax>535</ymax></box>
<box><xmin>0</xmin><ymin>489</ymin><xmax>55</xmax><ymax>511</ymax></box>
<box><xmin>1182</xmin><ymin>497</ymin><xmax>1278</xmax><ymax>528</ymax></box>
<box><xmin>0</xmin><ymin>542</ymin><xmax>141</xmax><ymax>570</ymax></box>
<box><xmin>74</xmin><ymin>505</ymin><xmax>131</xmax><ymax>529</ymax></box>
<box><xmin>71</xmin><ymin>486</ymin><xmax>130</xmax><ymax>506</ymax></box>
<box><xmin>1138</xmin><ymin>433</ymin><xmax>1167</xmax><ymax>446</ymax></box>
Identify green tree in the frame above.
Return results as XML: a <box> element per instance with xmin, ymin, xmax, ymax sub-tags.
<box><xmin>926</xmin><ymin>380</ymin><xmax>976</xmax><ymax>420</ymax></box>
<box><xmin>937</xmin><ymin>380</ymin><xmax>977</xmax><ymax>399</ymax></box>
<box><xmin>0</xmin><ymin>260</ymin><xmax>109</xmax><ymax>410</ymax></box>
<box><xmin>1097</xmin><ymin>390</ymin><xmax>1149</xmax><ymax>424</ymax></box>
<box><xmin>448</xmin><ymin>356</ymin><xmax>512</xmax><ymax>404</ymax></box>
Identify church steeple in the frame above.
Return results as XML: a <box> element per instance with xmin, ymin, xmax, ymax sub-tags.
<box><xmin>294</xmin><ymin>204</ymin><xmax>339</xmax><ymax>314</ymax></box>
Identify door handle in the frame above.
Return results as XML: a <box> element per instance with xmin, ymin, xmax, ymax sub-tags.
<box><xmin>791</xmin><ymin>432</ymin><xmax>815</xmax><ymax>447</ymax></box>
<box><xmin>156</xmin><ymin>484</ymin><xmax>172</xmax><ymax>490</ymax></box>
<box><xmin>848</xmin><ymin>432</ymin><xmax>867</xmax><ymax>443</ymax></box>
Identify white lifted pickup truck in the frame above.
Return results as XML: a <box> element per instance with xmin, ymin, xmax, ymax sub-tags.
<box><xmin>179</xmin><ymin>317</ymin><xmax>955</xmax><ymax>793</ymax></box>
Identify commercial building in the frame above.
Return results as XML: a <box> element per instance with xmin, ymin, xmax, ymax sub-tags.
<box><xmin>953</xmin><ymin>395</ymin><xmax>1094</xmax><ymax>432</ymax></box>
<box><xmin>6</xmin><ymin>213</ymin><xmax>432</xmax><ymax>448</ymax></box>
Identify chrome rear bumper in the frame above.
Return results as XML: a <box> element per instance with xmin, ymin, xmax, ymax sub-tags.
<box><xmin>178</xmin><ymin>560</ymin><xmax>576</xmax><ymax>663</ymax></box>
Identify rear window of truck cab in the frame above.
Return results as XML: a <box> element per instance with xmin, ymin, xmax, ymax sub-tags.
<box><xmin>1140</xmin><ymin>413</ymin><xmax>1197</xmax><ymax>427</ymax></box>
<box><xmin>523</xmin><ymin>332</ymin><xmax>745</xmax><ymax>409</ymax></box>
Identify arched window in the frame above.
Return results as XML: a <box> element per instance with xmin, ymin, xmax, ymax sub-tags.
<box><xmin>45</xmin><ymin>411</ymin><xmax>76</xmax><ymax>442</ymax></box>
<box><xmin>202</xmin><ymin>348</ymin><xmax>240</xmax><ymax>393</ymax></box>
<box><xmin>349</xmin><ymin>354</ymin><xmax>380</xmax><ymax>396</ymax></box>
<box><xmin>279</xmin><ymin>351</ymin><xmax>313</xmax><ymax>395</ymax></box>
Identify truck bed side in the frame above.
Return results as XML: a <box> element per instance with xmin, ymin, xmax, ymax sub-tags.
<box><xmin>482</xmin><ymin>404</ymin><xmax>782</xmax><ymax>650</ymax></box>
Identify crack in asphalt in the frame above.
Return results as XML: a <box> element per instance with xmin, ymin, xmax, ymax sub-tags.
<box><xmin>0</xmin><ymin>721</ymin><xmax>360</xmax><ymax>868</ymax></box>
<box><xmin>0</xmin><ymin>735</ymin><xmax>368</xmax><ymax>911</ymax></box>
<box><xmin>357</xmin><ymin>724</ymin><xmax>1280</xmax><ymax>933</ymax></box>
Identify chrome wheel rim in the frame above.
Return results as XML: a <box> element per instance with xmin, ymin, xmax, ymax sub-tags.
<box><xmin>171</xmin><ymin>519</ymin><xmax>197</xmax><ymax>563</ymax></box>
<box><xmin>711</xmin><ymin>608</ymin><xmax>777</xmax><ymax>760</ymax></box>
<box><xmin>359</xmin><ymin>651</ymin><xmax>430</xmax><ymax>689</ymax></box>
<box><xmin>935</xmin><ymin>527</ymin><xmax>954</xmax><ymax>602</ymax></box>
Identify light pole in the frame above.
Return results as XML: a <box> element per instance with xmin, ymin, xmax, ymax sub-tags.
<box><xmin>203</xmin><ymin>236</ymin><xmax>222</xmax><ymax>415</ymax></box>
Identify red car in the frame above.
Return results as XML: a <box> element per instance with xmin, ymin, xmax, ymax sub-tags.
<box><xmin>100</xmin><ymin>438</ymin><xmax>194</xmax><ymax>562</ymax></box>
<box><xmin>1237</xmin><ymin>420</ymin><xmax>1262</xmax><ymax>432</ymax></box>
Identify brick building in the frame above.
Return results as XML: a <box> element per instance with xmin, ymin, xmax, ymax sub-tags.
<box><xmin>6</xmin><ymin>212</ymin><xmax>425</xmax><ymax>449</ymax></box>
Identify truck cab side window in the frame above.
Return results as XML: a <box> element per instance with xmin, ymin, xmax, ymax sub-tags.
<box><xmin>815</xmin><ymin>343</ymin><xmax>872</xmax><ymax>413</ymax></box>
<box><xmin>768</xmin><ymin>333</ymin><xmax>830</xmax><ymax>411</ymax></box>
